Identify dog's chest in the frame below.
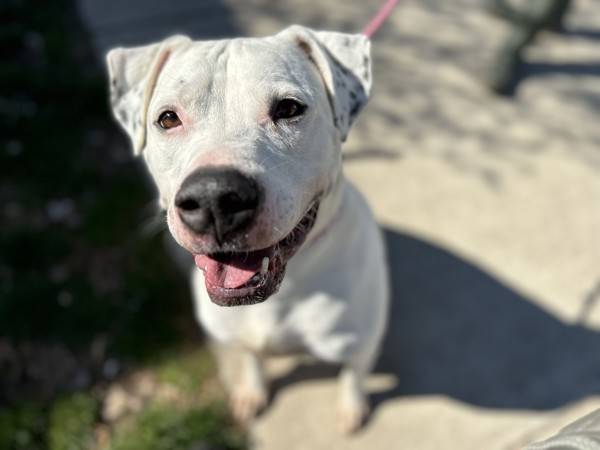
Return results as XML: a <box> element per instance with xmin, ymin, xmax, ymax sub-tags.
<box><xmin>233</xmin><ymin>301</ymin><xmax>307</xmax><ymax>354</ymax></box>
<box><xmin>200</xmin><ymin>290</ymin><xmax>355</xmax><ymax>362</ymax></box>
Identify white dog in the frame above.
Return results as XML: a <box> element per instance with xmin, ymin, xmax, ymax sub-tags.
<box><xmin>106</xmin><ymin>25</ymin><xmax>388</xmax><ymax>432</ymax></box>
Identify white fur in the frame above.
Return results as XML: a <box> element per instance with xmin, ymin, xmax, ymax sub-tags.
<box><xmin>106</xmin><ymin>25</ymin><xmax>389</xmax><ymax>432</ymax></box>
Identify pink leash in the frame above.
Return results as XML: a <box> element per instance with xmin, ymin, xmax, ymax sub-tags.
<box><xmin>362</xmin><ymin>0</ymin><xmax>399</xmax><ymax>37</ymax></box>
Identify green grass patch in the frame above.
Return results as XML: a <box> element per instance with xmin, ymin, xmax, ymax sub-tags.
<box><xmin>0</xmin><ymin>393</ymin><xmax>98</xmax><ymax>450</ymax></box>
<box><xmin>153</xmin><ymin>347</ymin><xmax>217</xmax><ymax>394</ymax></box>
<box><xmin>110</xmin><ymin>404</ymin><xmax>246</xmax><ymax>450</ymax></box>
<box><xmin>47</xmin><ymin>393</ymin><xmax>98</xmax><ymax>450</ymax></box>
<box><xmin>0</xmin><ymin>403</ymin><xmax>46</xmax><ymax>450</ymax></box>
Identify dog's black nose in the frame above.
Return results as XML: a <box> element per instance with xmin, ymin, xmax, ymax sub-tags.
<box><xmin>175</xmin><ymin>168</ymin><xmax>261</xmax><ymax>243</ymax></box>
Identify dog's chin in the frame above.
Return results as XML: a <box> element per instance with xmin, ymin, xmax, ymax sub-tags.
<box><xmin>193</xmin><ymin>201</ymin><xmax>320</xmax><ymax>307</ymax></box>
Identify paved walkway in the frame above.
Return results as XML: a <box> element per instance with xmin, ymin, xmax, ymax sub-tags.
<box><xmin>78</xmin><ymin>0</ymin><xmax>600</xmax><ymax>448</ymax></box>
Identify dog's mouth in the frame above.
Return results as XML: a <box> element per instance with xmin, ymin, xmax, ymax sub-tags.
<box><xmin>194</xmin><ymin>201</ymin><xmax>320</xmax><ymax>306</ymax></box>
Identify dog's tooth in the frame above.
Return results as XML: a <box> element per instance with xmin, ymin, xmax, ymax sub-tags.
<box><xmin>261</xmin><ymin>257</ymin><xmax>269</xmax><ymax>275</ymax></box>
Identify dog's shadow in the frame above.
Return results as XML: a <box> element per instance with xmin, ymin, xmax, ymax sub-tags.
<box><xmin>270</xmin><ymin>227</ymin><xmax>600</xmax><ymax>411</ymax></box>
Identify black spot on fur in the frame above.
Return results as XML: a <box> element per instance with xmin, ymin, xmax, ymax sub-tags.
<box><xmin>334</xmin><ymin>77</ymin><xmax>348</xmax><ymax>91</ymax></box>
<box><xmin>349</xmin><ymin>102</ymin><xmax>360</xmax><ymax>119</ymax></box>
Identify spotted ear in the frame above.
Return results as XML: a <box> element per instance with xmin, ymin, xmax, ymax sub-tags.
<box><xmin>279</xmin><ymin>25</ymin><xmax>372</xmax><ymax>142</ymax></box>
<box><xmin>106</xmin><ymin>35</ymin><xmax>191</xmax><ymax>154</ymax></box>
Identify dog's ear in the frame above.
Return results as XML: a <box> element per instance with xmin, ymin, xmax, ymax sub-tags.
<box><xmin>278</xmin><ymin>25</ymin><xmax>372</xmax><ymax>142</ymax></box>
<box><xmin>106</xmin><ymin>35</ymin><xmax>191</xmax><ymax>154</ymax></box>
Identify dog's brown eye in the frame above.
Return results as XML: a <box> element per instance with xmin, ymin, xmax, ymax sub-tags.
<box><xmin>158</xmin><ymin>110</ymin><xmax>181</xmax><ymax>129</ymax></box>
<box><xmin>271</xmin><ymin>99</ymin><xmax>306</xmax><ymax>121</ymax></box>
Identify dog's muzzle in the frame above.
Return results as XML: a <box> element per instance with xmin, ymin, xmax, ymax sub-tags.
<box><xmin>174</xmin><ymin>167</ymin><xmax>321</xmax><ymax>307</ymax></box>
<box><xmin>193</xmin><ymin>200</ymin><xmax>320</xmax><ymax>307</ymax></box>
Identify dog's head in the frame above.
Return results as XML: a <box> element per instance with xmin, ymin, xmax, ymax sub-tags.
<box><xmin>106</xmin><ymin>26</ymin><xmax>371</xmax><ymax>306</ymax></box>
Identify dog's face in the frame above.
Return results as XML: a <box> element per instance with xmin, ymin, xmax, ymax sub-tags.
<box><xmin>107</xmin><ymin>26</ymin><xmax>371</xmax><ymax>306</ymax></box>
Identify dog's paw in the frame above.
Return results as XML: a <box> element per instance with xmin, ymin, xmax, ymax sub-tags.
<box><xmin>337</xmin><ymin>394</ymin><xmax>370</xmax><ymax>434</ymax></box>
<box><xmin>229</xmin><ymin>385</ymin><xmax>267</xmax><ymax>424</ymax></box>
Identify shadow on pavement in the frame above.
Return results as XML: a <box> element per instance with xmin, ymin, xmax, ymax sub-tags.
<box><xmin>521</xmin><ymin>61</ymin><xmax>600</xmax><ymax>79</ymax></box>
<box><xmin>374</xmin><ymin>227</ymin><xmax>600</xmax><ymax>410</ymax></box>
<box><xmin>271</xmin><ymin>227</ymin><xmax>600</xmax><ymax>412</ymax></box>
<box><xmin>566</xmin><ymin>28</ymin><xmax>600</xmax><ymax>41</ymax></box>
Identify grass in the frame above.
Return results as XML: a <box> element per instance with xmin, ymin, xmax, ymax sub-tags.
<box><xmin>0</xmin><ymin>0</ymin><xmax>243</xmax><ymax>448</ymax></box>
<box><xmin>0</xmin><ymin>403</ymin><xmax>47</xmax><ymax>450</ymax></box>
<box><xmin>153</xmin><ymin>347</ymin><xmax>217</xmax><ymax>394</ymax></box>
<box><xmin>47</xmin><ymin>394</ymin><xmax>98</xmax><ymax>450</ymax></box>
<box><xmin>109</xmin><ymin>404</ymin><xmax>246</xmax><ymax>450</ymax></box>
<box><xmin>0</xmin><ymin>394</ymin><xmax>98</xmax><ymax>450</ymax></box>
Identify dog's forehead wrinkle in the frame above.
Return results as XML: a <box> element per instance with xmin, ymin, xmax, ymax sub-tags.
<box><xmin>208</xmin><ymin>39</ymin><xmax>229</xmax><ymax>62</ymax></box>
<box><xmin>226</xmin><ymin>39</ymin><xmax>315</xmax><ymax>89</ymax></box>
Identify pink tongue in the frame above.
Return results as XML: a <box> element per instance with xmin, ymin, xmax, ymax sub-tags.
<box><xmin>195</xmin><ymin>252</ymin><xmax>266</xmax><ymax>289</ymax></box>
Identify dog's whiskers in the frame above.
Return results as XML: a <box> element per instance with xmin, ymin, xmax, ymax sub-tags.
<box><xmin>139</xmin><ymin>205</ymin><xmax>168</xmax><ymax>237</ymax></box>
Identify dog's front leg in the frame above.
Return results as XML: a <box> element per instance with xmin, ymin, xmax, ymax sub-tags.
<box><xmin>337</xmin><ymin>349</ymin><xmax>377</xmax><ymax>433</ymax></box>
<box><xmin>227</xmin><ymin>348</ymin><xmax>268</xmax><ymax>423</ymax></box>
